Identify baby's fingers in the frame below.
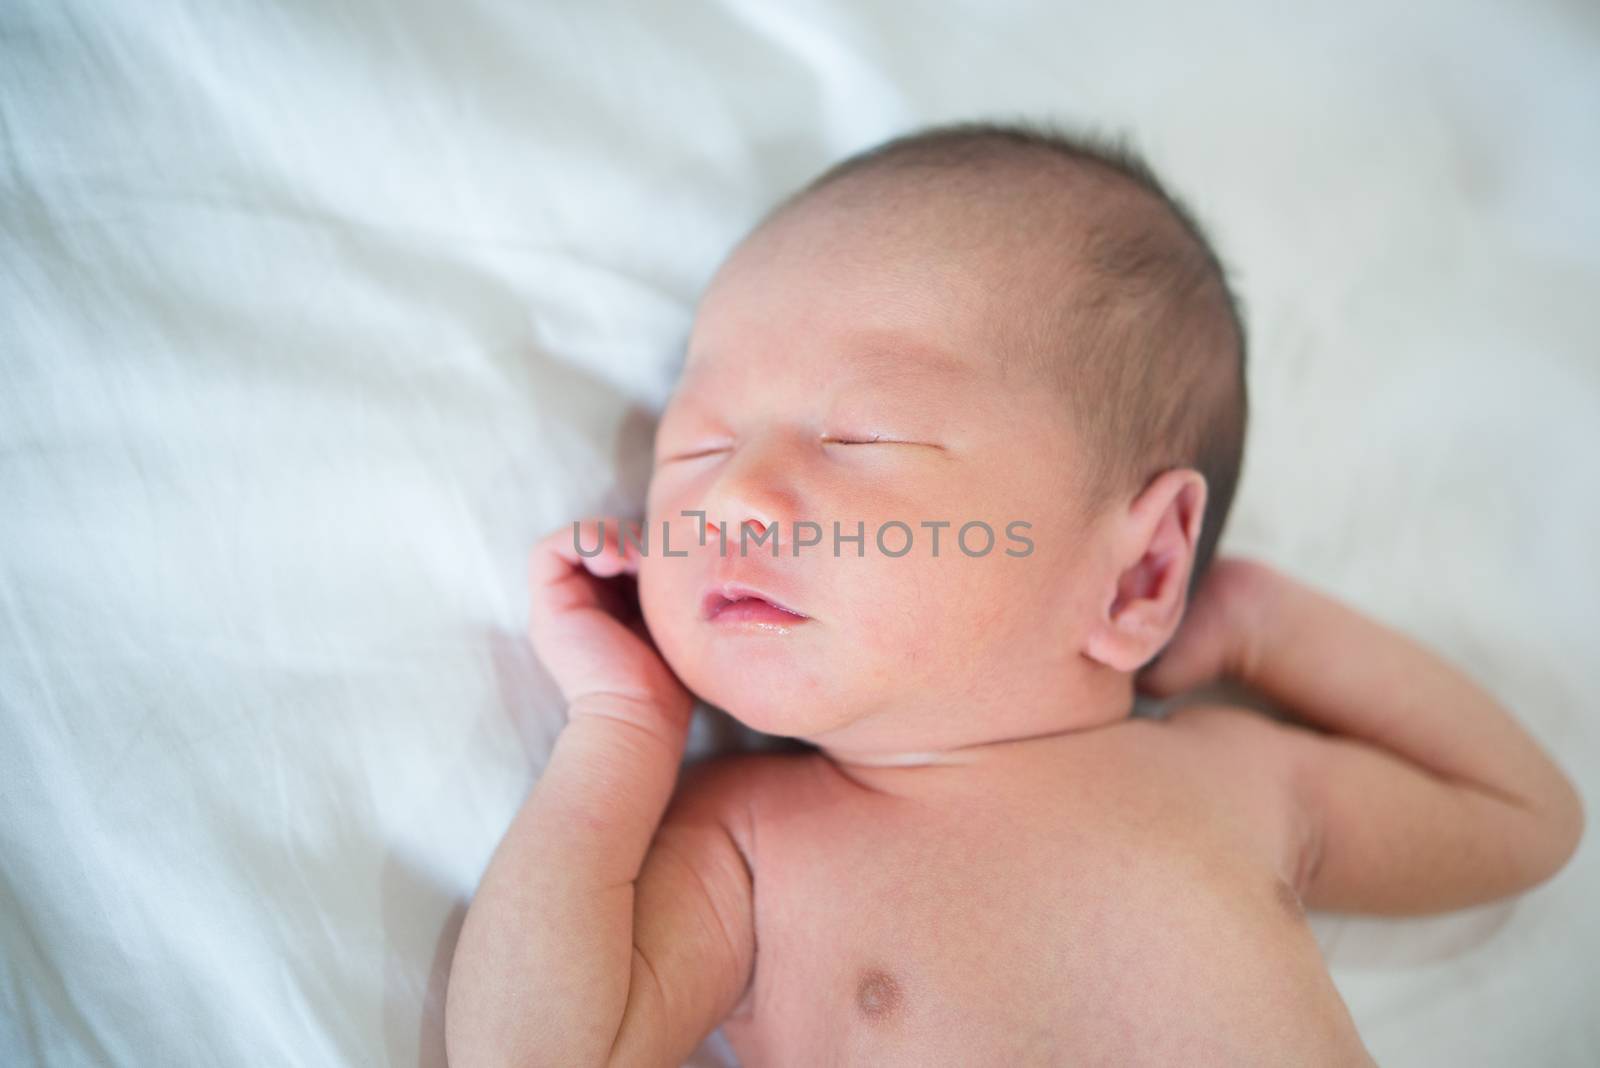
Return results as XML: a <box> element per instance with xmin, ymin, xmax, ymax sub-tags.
<box><xmin>533</xmin><ymin>518</ymin><xmax>640</xmax><ymax>579</ymax></box>
<box><xmin>1135</xmin><ymin>627</ymin><xmax>1224</xmax><ymax>699</ymax></box>
<box><xmin>525</xmin><ymin>517</ymin><xmax>683</xmax><ymax>707</ymax></box>
<box><xmin>530</xmin><ymin>518</ymin><xmax>640</xmax><ymax>610</ymax></box>
<box><xmin>1136</xmin><ymin>557</ymin><xmax>1276</xmax><ymax>698</ymax></box>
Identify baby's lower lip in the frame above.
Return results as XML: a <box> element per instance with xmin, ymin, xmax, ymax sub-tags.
<box><xmin>707</xmin><ymin>597</ymin><xmax>810</xmax><ymax>625</ymax></box>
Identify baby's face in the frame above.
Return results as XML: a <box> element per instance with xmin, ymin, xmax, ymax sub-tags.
<box><xmin>638</xmin><ymin>195</ymin><xmax>1113</xmax><ymax>753</ymax></box>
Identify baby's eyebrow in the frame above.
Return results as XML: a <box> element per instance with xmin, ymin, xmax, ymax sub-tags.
<box><xmin>845</xmin><ymin>336</ymin><xmax>971</xmax><ymax>378</ymax></box>
<box><xmin>674</xmin><ymin>336</ymin><xmax>980</xmax><ymax>409</ymax></box>
<box><xmin>833</xmin><ymin>376</ymin><xmax>957</xmax><ymax>413</ymax></box>
<box><xmin>838</xmin><ymin>355</ymin><xmax>978</xmax><ymax>410</ymax></box>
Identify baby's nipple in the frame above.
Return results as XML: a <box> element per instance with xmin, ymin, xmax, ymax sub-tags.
<box><xmin>854</xmin><ymin>967</ymin><xmax>903</xmax><ymax>1023</ymax></box>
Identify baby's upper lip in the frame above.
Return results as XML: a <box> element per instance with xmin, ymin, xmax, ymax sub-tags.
<box><xmin>700</xmin><ymin>581</ymin><xmax>810</xmax><ymax>621</ymax></box>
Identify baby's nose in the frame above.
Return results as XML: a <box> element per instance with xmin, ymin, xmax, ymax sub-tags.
<box><xmin>703</xmin><ymin>511</ymin><xmax>786</xmax><ymax>557</ymax></box>
<box><xmin>700</xmin><ymin>434</ymin><xmax>803</xmax><ymax>549</ymax></box>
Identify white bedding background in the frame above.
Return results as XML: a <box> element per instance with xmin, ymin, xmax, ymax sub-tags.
<box><xmin>3</xmin><ymin>2</ymin><xmax>1597</xmax><ymax>1065</ymax></box>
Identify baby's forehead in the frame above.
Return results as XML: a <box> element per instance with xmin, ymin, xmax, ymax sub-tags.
<box><xmin>677</xmin><ymin>329</ymin><xmax>996</xmax><ymax>400</ymax></box>
<box><xmin>720</xmin><ymin>175</ymin><xmax>1163</xmax><ymax>336</ymax></box>
<box><xmin>768</xmin><ymin>172</ymin><xmax>1101</xmax><ymax>275</ymax></box>
<box><xmin>693</xmin><ymin>212</ymin><xmax>1096</xmax><ymax>380</ymax></box>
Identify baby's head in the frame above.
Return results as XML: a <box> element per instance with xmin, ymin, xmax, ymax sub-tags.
<box><xmin>637</xmin><ymin>119</ymin><xmax>1247</xmax><ymax>760</ymax></box>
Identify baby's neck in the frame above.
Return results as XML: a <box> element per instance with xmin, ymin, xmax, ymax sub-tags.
<box><xmin>813</xmin><ymin>716</ymin><xmax>1133</xmax><ymax>802</ymax></box>
<box><xmin>810</xmin><ymin>670</ymin><xmax>1136</xmax><ymax>778</ymax></box>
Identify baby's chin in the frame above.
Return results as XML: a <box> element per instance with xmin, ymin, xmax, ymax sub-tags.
<box><xmin>685</xmin><ymin>663</ymin><xmax>867</xmax><ymax>741</ymax></box>
<box><xmin>702</xmin><ymin>684</ymin><xmax>854</xmax><ymax>740</ymax></box>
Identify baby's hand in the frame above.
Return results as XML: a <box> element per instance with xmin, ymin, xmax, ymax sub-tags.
<box><xmin>528</xmin><ymin>517</ymin><xmax>693</xmax><ymax>728</ymax></box>
<box><xmin>452</xmin><ymin>520</ymin><xmax>706</xmax><ymax>1068</ymax></box>
<box><xmin>1134</xmin><ymin>555</ymin><xmax>1284</xmax><ymax>699</ymax></box>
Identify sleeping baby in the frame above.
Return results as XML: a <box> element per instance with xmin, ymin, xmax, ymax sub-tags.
<box><xmin>445</xmin><ymin>120</ymin><xmax>1584</xmax><ymax>1066</ymax></box>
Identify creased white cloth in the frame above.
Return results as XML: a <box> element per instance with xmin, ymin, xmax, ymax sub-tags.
<box><xmin>2</xmin><ymin>1</ymin><xmax>1597</xmax><ymax>1065</ymax></box>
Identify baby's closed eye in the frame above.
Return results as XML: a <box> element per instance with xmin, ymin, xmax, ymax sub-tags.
<box><xmin>822</xmin><ymin>432</ymin><xmax>944</xmax><ymax>450</ymax></box>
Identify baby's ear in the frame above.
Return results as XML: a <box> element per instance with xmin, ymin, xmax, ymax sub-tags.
<box><xmin>1082</xmin><ymin>468</ymin><xmax>1207</xmax><ymax>673</ymax></box>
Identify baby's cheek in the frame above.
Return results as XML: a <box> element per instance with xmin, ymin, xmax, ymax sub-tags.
<box><xmin>847</xmin><ymin>555</ymin><xmax>964</xmax><ymax>667</ymax></box>
<box><xmin>915</xmin><ymin>554</ymin><xmax>1029</xmax><ymax>669</ymax></box>
<box><xmin>637</xmin><ymin>556</ymin><xmax>691</xmax><ymax>668</ymax></box>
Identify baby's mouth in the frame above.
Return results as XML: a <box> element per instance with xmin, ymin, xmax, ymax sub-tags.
<box><xmin>700</xmin><ymin>584</ymin><xmax>810</xmax><ymax>623</ymax></box>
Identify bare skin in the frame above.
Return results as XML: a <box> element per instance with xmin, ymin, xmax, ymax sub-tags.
<box><xmin>693</xmin><ymin>717</ymin><xmax>1369</xmax><ymax>1066</ymax></box>
<box><xmin>444</xmin><ymin>175</ymin><xmax>1585</xmax><ymax>1066</ymax></box>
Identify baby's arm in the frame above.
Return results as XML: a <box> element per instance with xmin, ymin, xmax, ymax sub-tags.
<box><xmin>1145</xmin><ymin>559</ymin><xmax>1584</xmax><ymax>914</ymax></box>
<box><xmin>445</xmin><ymin>520</ymin><xmax>754</xmax><ymax>1068</ymax></box>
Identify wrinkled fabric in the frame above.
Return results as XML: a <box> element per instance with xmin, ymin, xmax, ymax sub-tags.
<box><xmin>2</xmin><ymin>2</ymin><xmax>1597</xmax><ymax>1065</ymax></box>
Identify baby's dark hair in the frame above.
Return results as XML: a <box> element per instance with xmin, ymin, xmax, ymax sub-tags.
<box><xmin>770</xmin><ymin>117</ymin><xmax>1249</xmax><ymax>605</ymax></box>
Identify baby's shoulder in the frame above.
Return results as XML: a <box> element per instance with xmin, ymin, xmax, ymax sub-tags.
<box><xmin>668</xmin><ymin>748</ymin><xmax>826</xmax><ymax>853</ymax></box>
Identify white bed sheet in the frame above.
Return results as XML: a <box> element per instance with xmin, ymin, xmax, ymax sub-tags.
<box><xmin>3</xmin><ymin>1</ymin><xmax>1597</xmax><ymax>1064</ymax></box>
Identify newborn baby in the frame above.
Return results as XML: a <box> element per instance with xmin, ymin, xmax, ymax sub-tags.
<box><xmin>446</xmin><ymin>121</ymin><xmax>1584</xmax><ymax>1066</ymax></box>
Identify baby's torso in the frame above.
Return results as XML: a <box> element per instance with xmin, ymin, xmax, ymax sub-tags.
<box><xmin>715</xmin><ymin>721</ymin><xmax>1374</xmax><ymax>1066</ymax></box>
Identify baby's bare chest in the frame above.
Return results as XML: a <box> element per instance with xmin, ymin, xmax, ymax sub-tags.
<box><xmin>720</xmin><ymin>769</ymin><xmax>1365</xmax><ymax>1066</ymax></box>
